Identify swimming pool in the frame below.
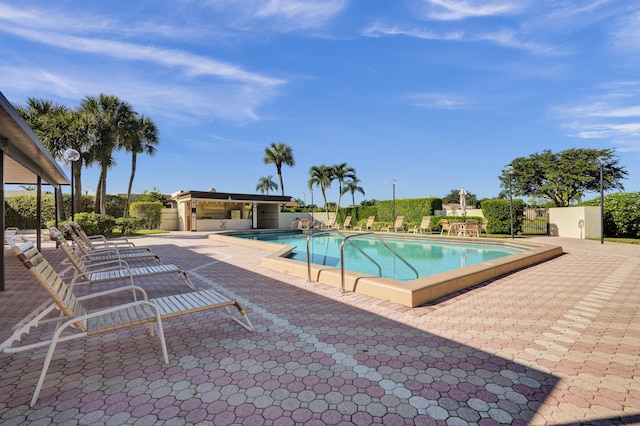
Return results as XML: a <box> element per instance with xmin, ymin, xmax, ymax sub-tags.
<box><xmin>209</xmin><ymin>230</ymin><xmax>562</xmax><ymax>307</ymax></box>
<box><xmin>232</xmin><ymin>231</ymin><xmax>521</xmax><ymax>281</ymax></box>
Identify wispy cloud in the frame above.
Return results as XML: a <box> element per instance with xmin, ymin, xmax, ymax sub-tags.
<box><xmin>473</xmin><ymin>28</ymin><xmax>565</xmax><ymax>55</ymax></box>
<box><xmin>404</xmin><ymin>92</ymin><xmax>469</xmax><ymax>109</ymax></box>
<box><xmin>3</xmin><ymin>25</ymin><xmax>283</xmax><ymax>88</ymax></box>
<box><xmin>553</xmin><ymin>83</ymin><xmax>640</xmax><ymax>152</ymax></box>
<box><xmin>362</xmin><ymin>23</ymin><xmax>463</xmax><ymax>40</ymax></box>
<box><xmin>205</xmin><ymin>0</ymin><xmax>348</xmax><ymax>31</ymax></box>
<box><xmin>422</xmin><ymin>0</ymin><xmax>527</xmax><ymax>21</ymax></box>
<box><xmin>612</xmin><ymin>11</ymin><xmax>640</xmax><ymax>51</ymax></box>
<box><xmin>362</xmin><ymin>23</ymin><xmax>560</xmax><ymax>55</ymax></box>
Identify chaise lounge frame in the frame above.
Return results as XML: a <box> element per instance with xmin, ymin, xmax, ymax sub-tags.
<box><xmin>50</xmin><ymin>227</ymin><xmax>195</xmax><ymax>291</ymax></box>
<box><xmin>2</xmin><ymin>237</ymin><xmax>253</xmax><ymax>407</ymax></box>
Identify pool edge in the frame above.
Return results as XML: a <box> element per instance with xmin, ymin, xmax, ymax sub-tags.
<box><xmin>207</xmin><ymin>232</ymin><xmax>563</xmax><ymax>308</ymax></box>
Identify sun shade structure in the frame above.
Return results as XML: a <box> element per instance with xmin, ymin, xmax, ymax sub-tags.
<box><xmin>0</xmin><ymin>90</ymin><xmax>71</xmax><ymax>290</ymax></box>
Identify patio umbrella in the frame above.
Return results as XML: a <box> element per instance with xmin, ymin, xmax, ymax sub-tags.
<box><xmin>459</xmin><ymin>187</ymin><xmax>468</xmax><ymax>217</ymax></box>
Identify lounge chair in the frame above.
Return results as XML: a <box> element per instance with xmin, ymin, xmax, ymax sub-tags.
<box><xmin>322</xmin><ymin>217</ymin><xmax>341</xmax><ymax>230</ymax></box>
<box><xmin>354</xmin><ymin>216</ymin><xmax>375</xmax><ymax>231</ymax></box>
<box><xmin>3</xmin><ymin>237</ymin><xmax>253</xmax><ymax>407</ymax></box>
<box><xmin>62</xmin><ymin>224</ymin><xmax>161</xmax><ymax>263</ymax></box>
<box><xmin>409</xmin><ymin>216</ymin><xmax>431</xmax><ymax>234</ymax></box>
<box><xmin>4</xmin><ymin>227</ymin><xmax>19</xmax><ymax>245</ymax></box>
<box><xmin>342</xmin><ymin>216</ymin><xmax>352</xmax><ymax>229</ymax></box>
<box><xmin>50</xmin><ymin>227</ymin><xmax>195</xmax><ymax>291</ymax></box>
<box><xmin>71</xmin><ymin>221</ymin><xmax>137</xmax><ymax>249</ymax></box>
<box><xmin>382</xmin><ymin>216</ymin><xmax>404</xmax><ymax>232</ymax></box>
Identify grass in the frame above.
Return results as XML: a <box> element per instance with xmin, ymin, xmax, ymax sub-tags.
<box><xmin>111</xmin><ymin>229</ymin><xmax>170</xmax><ymax>237</ymax></box>
<box><xmin>588</xmin><ymin>237</ymin><xmax>640</xmax><ymax>244</ymax></box>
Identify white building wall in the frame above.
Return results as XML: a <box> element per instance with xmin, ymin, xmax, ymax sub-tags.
<box><xmin>548</xmin><ymin>206</ymin><xmax>601</xmax><ymax>239</ymax></box>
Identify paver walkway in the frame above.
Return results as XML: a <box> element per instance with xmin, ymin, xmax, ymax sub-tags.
<box><xmin>0</xmin><ymin>233</ymin><xmax>638</xmax><ymax>425</ymax></box>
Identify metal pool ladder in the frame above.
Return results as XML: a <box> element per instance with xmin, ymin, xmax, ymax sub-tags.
<box><xmin>305</xmin><ymin>231</ymin><xmax>419</xmax><ymax>293</ymax></box>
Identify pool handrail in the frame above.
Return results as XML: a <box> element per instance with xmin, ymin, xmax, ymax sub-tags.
<box><xmin>340</xmin><ymin>233</ymin><xmax>419</xmax><ymax>293</ymax></box>
<box><xmin>306</xmin><ymin>230</ymin><xmax>382</xmax><ymax>283</ymax></box>
<box><xmin>306</xmin><ymin>230</ymin><xmax>349</xmax><ymax>281</ymax></box>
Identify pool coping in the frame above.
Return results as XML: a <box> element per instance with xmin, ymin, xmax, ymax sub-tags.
<box><xmin>207</xmin><ymin>231</ymin><xmax>563</xmax><ymax>307</ymax></box>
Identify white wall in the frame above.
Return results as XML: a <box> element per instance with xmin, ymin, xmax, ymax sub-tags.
<box><xmin>160</xmin><ymin>208</ymin><xmax>179</xmax><ymax>231</ymax></box>
<box><xmin>548</xmin><ymin>206</ymin><xmax>601</xmax><ymax>239</ymax></box>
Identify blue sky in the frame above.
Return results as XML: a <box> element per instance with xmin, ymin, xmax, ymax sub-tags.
<box><xmin>1</xmin><ymin>1</ymin><xmax>639</xmax><ymax>205</ymax></box>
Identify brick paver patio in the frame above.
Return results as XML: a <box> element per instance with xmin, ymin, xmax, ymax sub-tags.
<box><xmin>1</xmin><ymin>232</ymin><xmax>638</xmax><ymax>425</ymax></box>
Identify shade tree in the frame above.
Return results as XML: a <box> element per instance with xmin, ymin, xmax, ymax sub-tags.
<box><xmin>498</xmin><ymin>148</ymin><xmax>626</xmax><ymax>207</ymax></box>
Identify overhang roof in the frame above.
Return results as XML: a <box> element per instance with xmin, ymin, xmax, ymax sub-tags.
<box><xmin>0</xmin><ymin>91</ymin><xmax>70</xmax><ymax>187</ymax></box>
<box><xmin>174</xmin><ymin>190</ymin><xmax>291</xmax><ymax>204</ymax></box>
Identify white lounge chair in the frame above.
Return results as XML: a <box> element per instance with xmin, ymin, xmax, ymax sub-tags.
<box><xmin>354</xmin><ymin>216</ymin><xmax>375</xmax><ymax>231</ymax></box>
<box><xmin>4</xmin><ymin>227</ymin><xmax>19</xmax><ymax>245</ymax></box>
<box><xmin>3</xmin><ymin>237</ymin><xmax>253</xmax><ymax>407</ymax></box>
<box><xmin>50</xmin><ymin>227</ymin><xmax>195</xmax><ymax>291</ymax></box>
<box><xmin>62</xmin><ymin>224</ymin><xmax>161</xmax><ymax>263</ymax></box>
<box><xmin>342</xmin><ymin>216</ymin><xmax>352</xmax><ymax>229</ymax></box>
<box><xmin>382</xmin><ymin>216</ymin><xmax>404</xmax><ymax>232</ymax></box>
<box><xmin>71</xmin><ymin>221</ymin><xmax>137</xmax><ymax>249</ymax></box>
<box><xmin>409</xmin><ymin>216</ymin><xmax>431</xmax><ymax>234</ymax></box>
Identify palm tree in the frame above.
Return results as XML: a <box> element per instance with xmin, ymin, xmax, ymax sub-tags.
<box><xmin>331</xmin><ymin>163</ymin><xmax>356</xmax><ymax>213</ymax></box>
<box><xmin>80</xmin><ymin>94</ymin><xmax>134</xmax><ymax>215</ymax></box>
<box><xmin>16</xmin><ymin>98</ymin><xmax>95</xmax><ymax>217</ymax></box>
<box><xmin>263</xmin><ymin>142</ymin><xmax>295</xmax><ymax>196</ymax></box>
<box><xmin>308</xmin><ymin>164</ymin><xmax>334</xmax><ymax>216</ymax></box>
<box><xmin>121</xmin><ymin>115</ymin><xmax>159</xmax><ymax>217</ymax></box>
<box><xmin>342</xmin><ymin>176</ymin><xmax>365</xmax><ymax>207</ymax></box>
<box><xmin>256</xmin><ymin>176</ymin><xmax>278</xmax><ymax>195</ymax></box>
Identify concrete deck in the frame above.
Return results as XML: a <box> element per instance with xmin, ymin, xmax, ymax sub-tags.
<box><xmin>1</xmin><ymin>233</ymin><xmax>639</xmax><ymax>425</ymax></box>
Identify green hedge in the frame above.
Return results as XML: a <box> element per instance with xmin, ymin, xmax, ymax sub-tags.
<box><xmin>129</xmin><ymin>202</ymin><xmax>162</xmax><ymax>229</ymax></box>
<box><xmin>369</xmin><ymin>197</ymin><xmax>442</xmax><ymax>222</ymax></box>
<box><xmin>582</xmin><ymin>192</ymin><xmax>640</xmax><ymax>238</ymax></box>
<box><xmin>5</xmin><ymin>193</ymin><xmax>129</xmax><ymax>228</ymax></box>
<box><xmin>481</xmin><ymin>199</ymin><xmax>525</xmax><ymax>234</ymax></box>
<box><xmin>5</xmin><ymin>194</ymin><xmax>58</xmax><ymax>228</ymax></box>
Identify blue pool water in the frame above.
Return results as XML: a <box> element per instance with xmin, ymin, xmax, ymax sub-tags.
<box><xmin>233</xmin><ymin>231</ymin><xmax>522</xmax><ymax>281</ymax></box>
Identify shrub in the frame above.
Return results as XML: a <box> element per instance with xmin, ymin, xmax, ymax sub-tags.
<box><xmin>5</xmin><ymin>194</ymin><xmax>61</xmax><ymax>228</ymax></box>
<box><xmin>481</xmin><ymin>199</ymin><xmax>525</xmax><ymax>234</ymax></box>
<box><xmin>371</xmin><ymin>198</ymin><xmax>442</xmax><ymax>222</ymax></box>
<box><xmin>582</xmin><ymin>192</ymin><xmax>640</xmax><ymax>238</ymax></box>
<box><xmin>116</xmin><ymin>217</ymin><xmax>146</xmax><ymax>235</ymax></box>
<box><xmin>62</xmin><ymin>212</ymin><xmax>116</xmax><ymax>236</ymax></box>
<box><xmin>129</xmin><ymin>202</ymin><xmax>162</xmax><ymax>229</ymax></box>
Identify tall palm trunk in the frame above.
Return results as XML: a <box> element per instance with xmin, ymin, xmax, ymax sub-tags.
<box><xmin>99</xmin><ymin>167</ymin><xmax>108</xmax><ymax>215</ymax></box>
<box><xmin>124</xmin><ymin>152</ymin><xmax>138</xmax><ymax>217</ymax></box>
<box><xmin>277</xmin><ymin>169</ymin><xmax>285</xmax><ymax>196</ymax></box>
<box><xmin>73</xmin><ymin>163</ymin><xmax>83</xmax><ymax>215</ymax></box>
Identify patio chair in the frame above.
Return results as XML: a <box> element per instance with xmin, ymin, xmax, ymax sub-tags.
<box><xmin>3</xmin><ymin>237</ymin><xmax>253</xmax><ymax>407</ymax></box>
<box><xmin>62</xmin><ymin>224</ymin><xmax>161</xmax><ymax>264</ymax></box>
<box><xmin>71</xmin><ymin>221</ymin><xmax>137</xmax><ymax>249</ymax></box>
<box><xmin>479</xmin><ymin>220</ymin><xmax>488</xmax><ymax>235</ymax></box>
<box><xmin>440</xmin><ymin>219</ymin><xmax>452</xmax><ymax>235</ymax></box>
<box><xmin>382</xmin><ymin>216</ymin><xmax>404</xmax><ymax>232</ymax></box>
<box><xmin>50</xmin><ymin>227</ymin><xmax>195</xmax><ymax>291</ymax></box>
<box><xmin>461</xmin><ymin>219</ymin><xmax>480</xmax><ymax>237</ymax></box>
<box><xmin>354</xmin><ymin>216</ymin><xmax>375</xmax><ymax>231</ymax></box>
<box><xmin>298</xmin><ymin>218</ymin><xmax>310</xmax><ymax>230</ymax></box>
<box><xmin>408</xmin><ymin>216</ymin><xmax>431</xmax><ymax>234</ymax></box>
